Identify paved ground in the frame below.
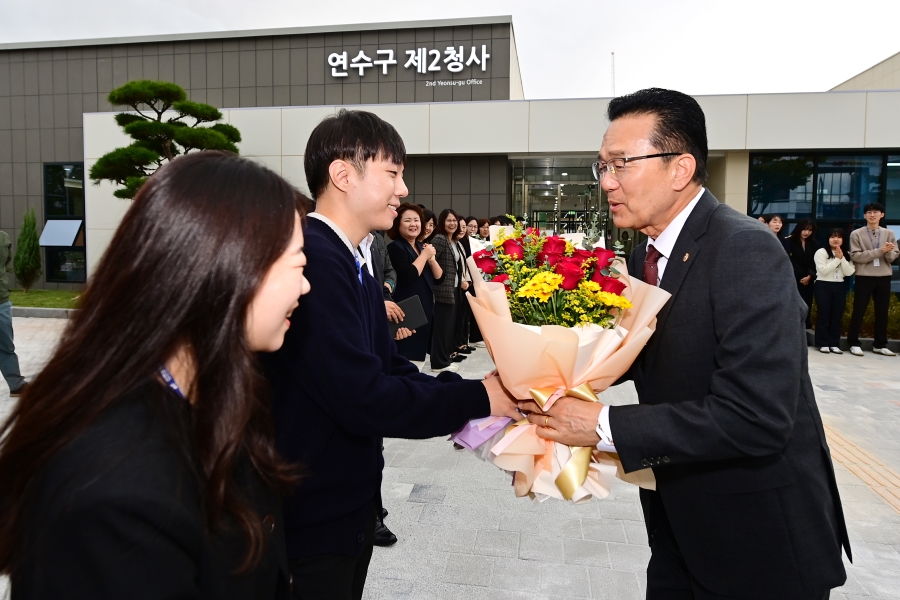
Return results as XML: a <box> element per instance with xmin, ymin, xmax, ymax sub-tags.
<box><xmin>0</xmin><ymin>318</ymin><xmax>899</xmax><ymax>599</ymax></box>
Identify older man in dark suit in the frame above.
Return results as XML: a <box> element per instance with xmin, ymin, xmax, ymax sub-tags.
<box><xmin>522</xmin><ymin>88</ymin><xmax>849</xmax><ymax>599</ymax></box>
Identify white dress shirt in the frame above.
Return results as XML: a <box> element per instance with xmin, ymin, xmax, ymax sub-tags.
<box><xmin>596</xmin><ymin>187</ymin><xmax>706</xmax><ymax>451</ymax></box>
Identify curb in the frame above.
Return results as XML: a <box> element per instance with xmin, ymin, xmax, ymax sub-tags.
<box><xmin>806</xmin><ymin>330</ymin><xmax>900</xmax><ymax>353</ymax></box>
<box><xmin>12</xmin><ymin>307</ymin><xmax>76</xmax><ymax>319</ymax></box>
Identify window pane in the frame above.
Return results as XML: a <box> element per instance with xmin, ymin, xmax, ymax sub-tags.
<box><xmin>886</xmin><ymin>156</ymin><xmax>900</xmax><ymax>219</ymax></box>
<box><xmin>748</xmin><ymin>155</ymin><xmax>814</xmax><ymax>219</ymax></box>
<box><xmin>43</xmin><ymin>163</ymin><xmax>85</xmax><ymax>218</ymax></box>
<box><xmin>815</xmin><ymin>156</ymin><xmax>882</xmax><ymax>221</ymax></box>
<box><xmin>45</xmin><ymin>248</ymin><xmax>86</xmax><ymax>283</ymax></box>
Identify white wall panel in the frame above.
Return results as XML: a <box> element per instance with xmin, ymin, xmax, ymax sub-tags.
<box><xmin>229</xmin><ymin>108</ymin><xmax>283</xmax><ymax>156</ymax></box>
<box><xmin>282</xmin><ymin>107</ymin><xmax>336</xmax><ymax>156</ymax></box>
<box><xmin>746</xmin><ymin>93</ymin><xmax>867</xmax><ymax>149</ymax></box>
<box><xmin>528</xmin><ymin>99</ymin><xmax>608</xmax><ymax>154</ymax></box>
<box><xmin>353</xmin><ymin>104</ymin><xmax>430</xmax><ymax>155</ymax></box>
<box><xmin>695</xmin><ymin>95</ymin><xmax>747</xmax><ymax>150</ymax></box>
<box><xmin>864</xmin><ymin>92</ymin><xmax>900</xmax><ymax>148</ymax></box>
<box><xmin>429</xmin><ymin>101</ymin><xmax>529</xmax><ymax>154</ymax></box>
<box><xmin>246</xmin><ymin>155</ymin><xmax>282</xmax><ymax>175</ymax></box>
<box><xmin>281</xmin><ymin>155</ymin><xmax>309</xmax><ymax>195</ymax></box>
<box><xmin>82</xmin><ymin>113</ymin><xmax>129</xmax><ymax>159</ymax></box>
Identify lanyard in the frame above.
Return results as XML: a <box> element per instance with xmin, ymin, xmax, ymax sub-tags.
<box><xmin>159</xmin><ymin>367</ymin><xmax>185</xmax><ymax>399</ymax></box>
<box><xmin>867</xmin><ymin>227</ymin><xmax>881</xmax><ymax>250</ymax></box>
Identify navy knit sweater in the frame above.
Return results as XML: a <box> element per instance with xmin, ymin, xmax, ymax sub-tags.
<box><xmin>261</xmin><ymin>217</ymin><xmax>490</xmax><ymax>559</ymax></box>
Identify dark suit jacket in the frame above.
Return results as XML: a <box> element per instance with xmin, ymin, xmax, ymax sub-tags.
<box><xmin>14</xmin><ymin>381</ymin><xmax>290</xmax><ymax>600</ymax></box>
<box><xmin>261</xmin><ymin>218</ymin><xmax>489</xmax><ymax>560</ymax></box>
<box><xmin>611</xmin><ymin>190</ymin><xmax>850</xmax><ymax>599</ymax></box>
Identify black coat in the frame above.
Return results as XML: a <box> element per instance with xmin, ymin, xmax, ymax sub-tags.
<box><xmin>261</xmin><ymin>217</ymin><xmax>489</xmax><ymax>560</ymax></box>
<box><xmin>14</xmin><ymin>381</ymin><xmax>290</xmax><ymax>600</ymax></box>
<box><xmin>611</xmin><ymin>191</ymin><xmax>849</xmax><ymax>599</ymax></box>
<box><xmin>788</xmin><ymin>236</ymin><xmax>820</xmax><ymax>282</ymax></box>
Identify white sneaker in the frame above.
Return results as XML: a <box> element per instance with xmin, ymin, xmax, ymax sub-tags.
<box><xmin>873</xmin><ymin>347</ymin><xmax>897</xmax><ymax>357</ymax></box>
<box><xmin>819</xmin><ymin>347</ymin><xmax>830</xmax><ymax>354</ymax></box>
<box><xmin>830</xmin><ymin>347</ymin><xmax>843</xmax><ymax>355</ymax></box>
<box><xmin>410</xmin><ymin>360</ymin><xmax>425</xmax><ymax>371</ymax></box>
<box><xmin>473</xmin><ymin>341</ymin><xmax>486</xmax><ymax>348</ymax></box>
<box><xmin>850</xmin><ymin>346</ymin><xmax>864</xmax><ymax>357</ymax></box>
<box><xmin>430</xmin><ymin>363</ymin><xmax>459</xmax><ymax>373</ymax></box>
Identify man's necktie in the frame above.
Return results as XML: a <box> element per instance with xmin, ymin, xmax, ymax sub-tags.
<box><xmin>354</xmin><ymin>251</ymin><xmax>363</xmax><ymax>284</ymax></box>
<box><xmin>644</xmin><ymin>244</ymin><xmax>663</xmax><ymax>287</ymax></box>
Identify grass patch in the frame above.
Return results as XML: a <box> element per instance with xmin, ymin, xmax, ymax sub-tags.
<box><xmin>10</xmin><ymin>289</ymin><xmax>81</xmax><ymax>309</ymax></box>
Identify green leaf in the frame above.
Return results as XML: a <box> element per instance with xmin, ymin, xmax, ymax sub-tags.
<box><xmin>133</xmin><ymin>139</ymin><xmax>181</xmax><ymax>159</ymax></box>
<box><xmin>108</xmin><ymin>80</ymin><xmax>186</xmax><ymax>108</ymax></box>
<box><xmin>173</xmin><ymin>100</ymin><xmax>222</xmax><ymax>122</ymax></box>
<box><xmin>113</xmin><ymin>176</ymin><xmax>149</xmax><ymax>199</ymax></box>
<box><xmin>89</xmin><ymin>145</ymin><xmax>159</xmax><ymax>185</ymax></box>
<box><xmin>173</xmin><ymin>127</ymin><xmax>232</xmax><ymax>152</ymax></box>
<box><xmin>210</xmin><ymin>123</ymin><xmax>241</xmax><ymax>143</ymax></box>
<box><xmin>114</xmin><ymin>113</ymin><xmax>148</xmax><ymax>127</ymax></box>
<box><xmin>124</xmin><ymin>120</ymin><xmax>179</xmax><ymax>142</ymax></box>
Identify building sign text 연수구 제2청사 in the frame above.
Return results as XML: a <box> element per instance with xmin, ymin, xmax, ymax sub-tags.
<box><xmin>328</xmin><ymin>45</ymin><xmax>491</xmax><ymax>78</ymax></box>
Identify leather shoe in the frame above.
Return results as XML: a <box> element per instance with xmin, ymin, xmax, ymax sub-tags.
<box><xmin>373</xmin><ymin>518</ymin><xmax>398</xmax><ymax>547</ymax></box>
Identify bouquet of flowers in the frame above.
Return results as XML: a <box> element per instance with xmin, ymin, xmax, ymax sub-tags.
<box><xmin>451</xmin><ymin>221</ymin><xmax>671</xmax><ymax>502</ymax></box>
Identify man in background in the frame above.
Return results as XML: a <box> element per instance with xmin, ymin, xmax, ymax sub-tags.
<box><xmin>847</xmin><ymin>203</ymin><xmax>898</xmax><ymax>357</ymax></box>
<box><xmin>0</xmin><ymin>230</ymin><xmax>27</xmax><ymax>397</ymax></box>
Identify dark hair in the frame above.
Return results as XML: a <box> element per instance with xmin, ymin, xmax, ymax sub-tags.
<box><xmin>0</xmin><ymin>152</ymin><xmax>305</xmax><ymax>575</ymax></box>
<box><xmin>476</xmin><ymin>218</ymin><xmax>490</xmax><ymax>229</ymax></box>
<box><xmin>436</xmin><ymin>209</ymin><xmax>461</xmax><ymax>238</ymax></box>
<box><xmin>761</xmin><ymin>214</ymin><xmax>784</xmax><ymax>224</ymax></box>
<box><xmin>606</xmin><ymin>87</ymin><xmax>708</xmax><ymax>184</ymax></box>
<box><xmin>387</xmin><ymin>203</ymin><xmax>424</xmax><ymax>241</ymax></box>
<box><xmin>789</xmin><ymin>219</ymin><xmax>817</xmax><ymax>250</ymax></box>
<box><xmin>863</xmin><ymin>202</ymin><xmax>885</xmax><ymax>214</ymax></box>
<box><xmin>465</xmin><ymin>216</ymin><xmax>478</xmax><ymax>227</ymax></box>
<box><xmin>491</xmin><ymin>215</ymin><xmax>514</xmax><ymax>226</ymax></box>
<box><xmin>304</xmin><ymin>108</ymin><xmax>406</xmax><ymax>199</ymax></box>
<box><xmin>825</xmin><ymin>228</ymin><xmax>845</xmax><ymax>259</ymax></box>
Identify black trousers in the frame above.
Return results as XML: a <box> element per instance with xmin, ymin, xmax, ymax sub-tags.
<box><xmin>431</xmin><ymin>299</ymin><xmax>457</xmax><ymax>369</ymax></box>
<box><xmin>454</xmin><ymin>288</ymin><xmax>472</xmax><ymax>348</ymax></box>
<box><xmin>814</xmin><ymin>280</ymin><xmax>846</xmax><ymax>348</ymax></box>
<box><xmin>645</xmin><ymin>493</ymin><xmax>830</xmax><ymax>600</ymax></box>
<box><xmin>847</xmin><ymin>275</ymin><xmax>892</xmax><ymax>348</ymax></box>
<box><xmin>289</xmin><ymin>505</ymin><xmax>376</xmax><ymax>600</ymax></box>
<box><xmin>797</xmin><ymin>279</ymin><xmax>815</xmax><ymax>330</ymax></box>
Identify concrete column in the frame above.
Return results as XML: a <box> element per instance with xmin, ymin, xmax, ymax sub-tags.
<box><xmin>722</xmin><ymin>151</ymin><xmax>749</xmax><ymax>215</ymax></box>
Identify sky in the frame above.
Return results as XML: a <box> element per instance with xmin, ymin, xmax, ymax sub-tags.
<box><xmin>2</xmin><ymin>0</ymin><xmax>899</xmax><ymax>99</ymax></box>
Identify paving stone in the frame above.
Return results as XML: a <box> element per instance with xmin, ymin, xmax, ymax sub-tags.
<box><xmin>519</xmin><ymin>533</ymin><xmax>564</xmax><ymax>563</ymax></box>
<box><xmin>409</xmin><ymin>483</ymin><xmax>448</xmax><ymax>504</ymax></box>
<box><xmin>443</xmin><ymin>553</ymin><xmax>493</xmax><ymax>586</ymax></box>
<box><xmin>588</xmin><ymin>568</ymin><xmax>643</xmax><ymax>600</ymax></box>
<box><xmin>539</xmin><ymin>563</ymin><xmax>591</xmax><ymax>598</ymax></box>
<box><xmin>563</xmin><ymin>538</ymin><xmax>610</xmax><ymax>567</ymax></box>
<box><xmin>474</xmin><ymin>530</ymin><xmax>520</xmax><ymax>558</ymax></box>
<box><xmin>607</xmin><ymin>543</ymin><xmax>652</xmax><ymax>573</ymax></box>
<box><xmin>489</xmin><ymin>556</ymin><xmax>542</xmax><ymax>592</ymax></box>
<box><xmin>581</xmin><ymin>518</ymin><xmax>627</xmax><ymax>543</ymax></box>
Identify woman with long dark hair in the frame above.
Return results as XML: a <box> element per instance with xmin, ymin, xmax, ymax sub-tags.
<box><xmin>788</xmin><ymin>219</ymin><xmax>819</xmax><ymax>330</ymax></box>
<box><xmin>453</xmin><ymin>217</ymin><xmax>475</xmax><ymax>357</ymax></box>
<box><xmin>386</xmin><ymin>204</ymin><xmax>443</xmax><ymax>367</ymax></box>
<box><xmin>814</xmin><ymin>228</ymin><xmax>855</xmax><ymax>354</ymax></box>
<box><xmin>420</xmin><ymin>209</ymin><xmax>437</xmax><ymax>244</ymax></box>
<box><xmin>430</xmin><ymin>209</ymin><xmax>463</xmax><ymax>372</ymax></box>
<box><xmin>0</xmin><ymin>152</ymin><xmax>310</xmax><ymax>599</ymax></box>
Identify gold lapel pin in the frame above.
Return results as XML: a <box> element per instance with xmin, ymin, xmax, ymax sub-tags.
<box><xmin>683</xmin><ymin>253</ymin><xmax>690</xmax><ymax>262</ymax></box>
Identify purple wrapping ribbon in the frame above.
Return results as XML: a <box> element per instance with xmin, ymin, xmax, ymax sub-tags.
<box><xmin>449</xmin><ymin>417</ymin><xmax>512</xmax><ymax>451</ymax></box>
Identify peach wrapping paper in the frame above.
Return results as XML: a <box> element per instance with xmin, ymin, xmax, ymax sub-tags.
<box><xmin>465</xmin><ymin>256</ymin><xmax>672</xmax><ymax>502</ymax></box>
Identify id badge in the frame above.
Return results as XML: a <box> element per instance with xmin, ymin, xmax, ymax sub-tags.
<box><xmin>874</xmin><ymin>258</ymin><xmax>881</xmax><ymax>267</ymax></box>
<box><xmin>835</xmin><ymin>271</ymin><xmax>841</xmax><ymax>281</ymax></box>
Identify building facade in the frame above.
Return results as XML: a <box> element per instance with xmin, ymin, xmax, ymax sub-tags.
<box><xmin>2</xmin><ymin>16</ymin><xmax>899</xmax><ymax>288</ymax></box>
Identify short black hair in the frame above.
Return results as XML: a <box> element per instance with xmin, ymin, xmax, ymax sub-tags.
<box><xmin>304</xmin><ymin>109</ymin><xmax>406</xmax><ymax>199</ymax></box>
<box><xmin>606</xmin><ymin>88</ymin><xmax>708</xmax><ymax>184</ymax></box>
<box><xmin>826</xmin><ymin>228</ymin><xmax>845</xmax><ymax>258</ymax></box>
<box><xmin>863</xmin><ymin>202</ymin><xmax>885</xmax><ymax>214</ymax></box>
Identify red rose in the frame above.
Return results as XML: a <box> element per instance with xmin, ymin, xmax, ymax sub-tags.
<box><xmin>525</xmin><ymin>227</ymin><xmax>539</xmax><ymax>236</ymax></box>
<box><xmin>501</xmin><ymin>239</ymin><xmax>525</xmax><ymax>260</ymax></box>
<box><xmin>570</xmin><ymin>249</ymin><xmax>594</xmax><ymax>266</ymax></box>
<box><xmin>594</xmin><ymin>274</ymin><xmax>627</xmax><ymax>295</ymax></box>
<box><xmin>536</xmin><ymin>250</ymin><xmax>564</xmax><ymax>267</ymax></box>
<box><xmin>593</xmin><ymin>248</ymin><xmax>617</xmax><ymax>270</ymax></box>
<box><xmin>541</xmin><ymin>236</ymin><xmax>567</xmax><ymax>255</ymax></box>
<box><xmin>473</xmin><ymin>249</ymin><xmax>497</xmax><ymax>274</ymax></box>
<box><xmin>554</xmin><ymin>260</ymin><xmax>584</xmax><ymax>291</ymax></box>
<box><xmin>492</xmin><ymin>273</ymin><xmax>510</xmax><ymax>285</ymax></box>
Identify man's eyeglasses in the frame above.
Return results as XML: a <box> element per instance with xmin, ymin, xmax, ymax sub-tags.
<box><xmin>591</xmin><ymin>153</ymin><xmax>682</xmax><ymax>181</ymax></box>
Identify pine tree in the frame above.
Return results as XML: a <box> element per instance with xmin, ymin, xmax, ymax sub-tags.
<box><xmin>89</xmin><ymin>80</ymin><xmax>242</xmax><ymax>199</ymax></box>
<box><xmin>14</xmin><ymin>208</ymin><xmax>42</xmax><ymax>292</ymax></box>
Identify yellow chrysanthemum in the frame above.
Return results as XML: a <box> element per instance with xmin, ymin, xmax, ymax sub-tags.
<box><xmin>596</xmin><ymin>290</ymin><xmax>633</xmax><ymax>310</ymax></box>
<box><xmin>517</xmin><ymin>272</ymin><xmax>563</xmax><ymax>303</ymax></box>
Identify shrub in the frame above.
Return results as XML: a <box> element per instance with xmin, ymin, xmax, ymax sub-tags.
<box><xmin>13</xmin><ymin>207</ymin><xmax>42</xmax><ymax>292</ymax></box>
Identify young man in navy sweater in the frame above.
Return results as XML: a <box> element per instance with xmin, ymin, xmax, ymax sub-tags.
<box><xmin>262</xmin><ymin>109</ymin><xmax>520</xmax><ymax>600</ymax></box>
